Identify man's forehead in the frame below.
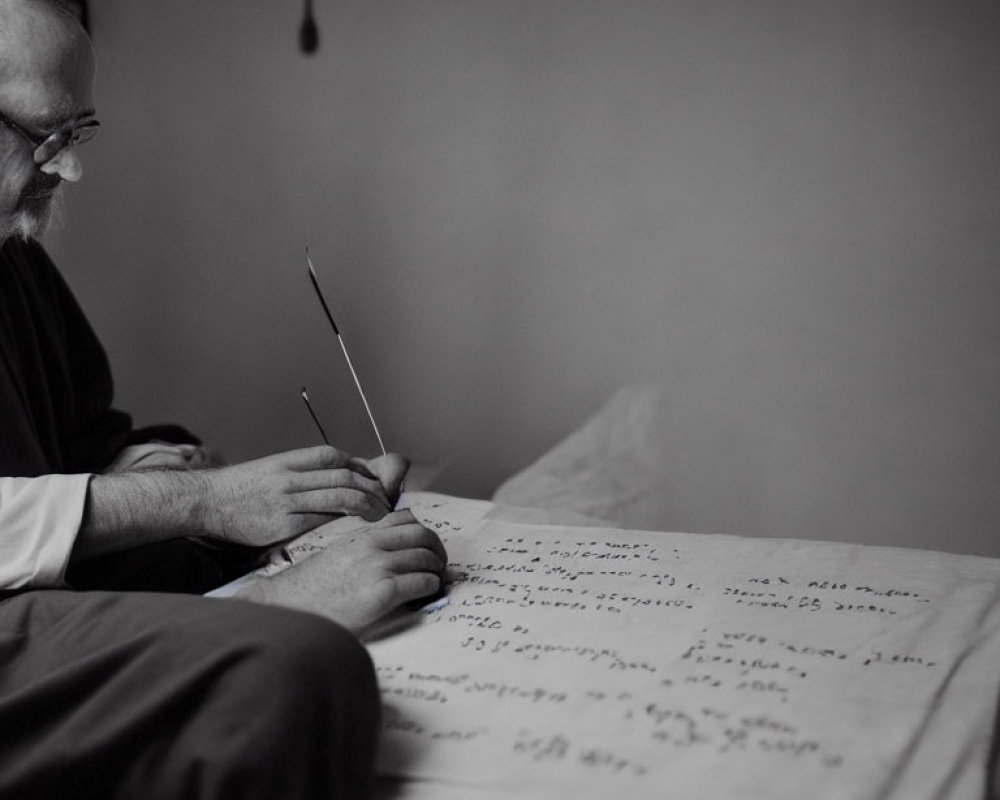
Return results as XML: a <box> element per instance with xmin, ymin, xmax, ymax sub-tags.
<box><xmin>0</xmin><ymin>0</ymin><xmax>95</xmax><ymax>127</ymax></box>
<box><xmin>0</xmin><ymin>0</ymin><xmax>92</xmax><ymax>74</ymax></box>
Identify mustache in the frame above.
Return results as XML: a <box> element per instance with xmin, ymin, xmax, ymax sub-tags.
<box><xmin>21</xmin><ymin>175</ymin><xmax>62</xmax><ymax>201</ymax></box>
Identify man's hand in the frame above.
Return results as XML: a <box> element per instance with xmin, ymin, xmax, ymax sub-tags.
<box><xmin>203</xmin><ymin>446</ymin><xmax>407</xmax><ymax>547</ymax></box>
<box><xmin>77</xmin><ymin>446</ymin><xmax>410</xmax><ymax>561</ymax></box>
<box><xmin>362</xmin><ymin>452</ymin><xmax>408</xmax><ymax>508</ymax></box>
<box><xmin>234</xmin><ymin>509</ymin><xmax>447</xmax><ymax>633</ymax></box>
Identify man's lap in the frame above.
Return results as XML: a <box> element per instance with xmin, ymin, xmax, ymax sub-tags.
<box><xmin>0</xmin><ymin>590</ymin><xmax>379</xmax><ymax>799</ymax></box>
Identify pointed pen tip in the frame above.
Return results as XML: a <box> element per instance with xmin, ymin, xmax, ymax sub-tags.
<box><xmin>305</xmin><ymin>249</ymin><xmax>318</xmax><ymax>279</ymax></box>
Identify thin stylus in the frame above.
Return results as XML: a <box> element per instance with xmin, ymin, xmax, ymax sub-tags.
<box><xmin>300</xmin><ymin>386</ymin><xmax>330</xmax><ymax>446</ymax></box>
<box><xmin>305</xmin><ymin>247</ymin><xmax>388</xmax><ymax>456</ymax></box>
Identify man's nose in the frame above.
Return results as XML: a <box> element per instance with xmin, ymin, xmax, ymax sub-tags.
<box><xmin>39</xmin><ymin>148</ymin><xmax>83</xmax><ymax>182</ymax></box>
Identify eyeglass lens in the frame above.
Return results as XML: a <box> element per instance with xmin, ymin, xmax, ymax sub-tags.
<box><xmin>33</xmin><ymin>121</ymin><xmax>100</xmax><ymax>165</ymax></box>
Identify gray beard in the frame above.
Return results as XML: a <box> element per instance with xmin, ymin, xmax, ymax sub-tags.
<box><xmin>10</xmin><ymin>190</ymin><xmax>64</xmax><ymax>241</ymax></box>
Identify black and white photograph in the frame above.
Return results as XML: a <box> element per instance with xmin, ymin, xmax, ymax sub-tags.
<box><xmin>1</xmin><ymin>1</ymin><xmax>998</xmax><ymax>798</ymax></box>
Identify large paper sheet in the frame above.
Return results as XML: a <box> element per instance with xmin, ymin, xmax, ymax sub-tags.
<box><xmin>369</xmin><ymin>496</ymin><xmax>1000</xmax><ymax>800</ymax></box>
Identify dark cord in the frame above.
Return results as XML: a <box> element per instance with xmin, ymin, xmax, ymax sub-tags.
<box><xmin>299</xmin><ymin>0</ymin><xmax>319</xmax><ymax>54</ymax></box>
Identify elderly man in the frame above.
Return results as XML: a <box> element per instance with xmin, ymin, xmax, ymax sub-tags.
<box><xmin>0</xmin><ymin>1</ymin><xmax>446</xmax><ymax>797</ymax></box>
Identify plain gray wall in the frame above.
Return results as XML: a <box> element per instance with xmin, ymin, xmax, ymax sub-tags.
<box><xmin>47</xmin><ymin>1</ymin><xmax>1000</xmax><ymax>555</ymax></box>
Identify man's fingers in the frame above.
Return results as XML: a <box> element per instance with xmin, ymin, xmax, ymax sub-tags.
<box><xmin>365</xmin><ymin>453</ymin><xmax>409</xmax><ymax>498</ymax></box>
<box><xmin>370</xmin><ymin>519</ymin><xmax>448</xmax><ymax>563</ymax></box>
<box><xmin>275</xmin><ymin>445</ymin><xmax>356</xmax><ymax>472</ymax></box>
<box><xmin>291</xmin><ymin>488</ymin><xmax>390</xmax><ymax>520</ymax></box>
<box><xmin>344</xmin><ymin>458</ymin><xmax>378</xmax><ymax>481</ymax></box>
<box><xmin>288</xmin><ymin>467</ymin><xmax>388</xmax><ymax>500</ymax></box>
<box><xmin>383</xmin><ymin>547</ymin><xmax>445</xmax><ymax>576</ymax></box>
<box><xmin>347</xmin><ymin>456</ymin><xmax>383</xmax><ymax>482</ymax></box>
<box><xmin>387</xmin><ymin>572</ymin><xmax>442</xmax><ymax>606</ymax></box>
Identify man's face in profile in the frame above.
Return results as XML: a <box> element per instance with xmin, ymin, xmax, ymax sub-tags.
<box><xmin>0</xmin><ymin>2</ymin><xmax>95</xmax><ymax>241</ymax></box>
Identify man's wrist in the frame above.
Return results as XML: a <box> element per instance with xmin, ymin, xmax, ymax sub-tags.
<box><xmin>79</xmin><ymin>469</ymin><xmax>217</xmax><ymax>558</ymax></box>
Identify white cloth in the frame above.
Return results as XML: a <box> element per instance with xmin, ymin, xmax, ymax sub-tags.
<box><xmin>0</xmin><ymin>474</ymin><xmax>90</xmax><ymax>589</ymax></box>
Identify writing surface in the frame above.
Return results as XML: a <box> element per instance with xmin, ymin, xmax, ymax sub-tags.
<box><xmin>368</xmin><ymin>494</ymin><xmax>1000</xmax><ymax>800</ymax></box>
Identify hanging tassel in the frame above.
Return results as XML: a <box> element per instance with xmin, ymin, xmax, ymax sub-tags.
<box><xmin>299</xmin><ymin>0</ymin><xmax>319</xmax><ymax>54</ymax></box>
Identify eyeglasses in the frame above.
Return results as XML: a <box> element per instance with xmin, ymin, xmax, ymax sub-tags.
<box><xmin>0</xmin><ymin>109</ymin><xmax>100</xmax><ymax>166</ymax></box>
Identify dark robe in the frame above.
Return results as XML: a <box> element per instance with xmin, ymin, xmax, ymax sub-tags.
<box><xmin>0</xmin><ymin>238</ymin><xmax>261</xmax><ymax>593</ymax></box>
<box><xmin>0</xmin><ymin>236</ymin><xmax>198</xmax><ymax>477</ymax></box>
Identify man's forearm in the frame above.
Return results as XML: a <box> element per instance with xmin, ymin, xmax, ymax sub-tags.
<box><xmin>71</xmin><ymin>446</ymin><xmax>411</xmax><ymax>565</ymax></box>
<box><xmin>73</xmin><ymin>470</ymin><xmax>214</xmax><ymax>561</ymax></box>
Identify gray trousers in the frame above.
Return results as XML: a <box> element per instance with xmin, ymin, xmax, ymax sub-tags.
<box><xmin>0</xmin><ymin>590</ymin><xmax>379</xmax><ymax>799</ymax></box>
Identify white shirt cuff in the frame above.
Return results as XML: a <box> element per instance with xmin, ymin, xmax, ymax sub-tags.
<box><xmin>0</xmin><ymin>474</ymin><xmax>92</xmax><ymax>589</ymax></box>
